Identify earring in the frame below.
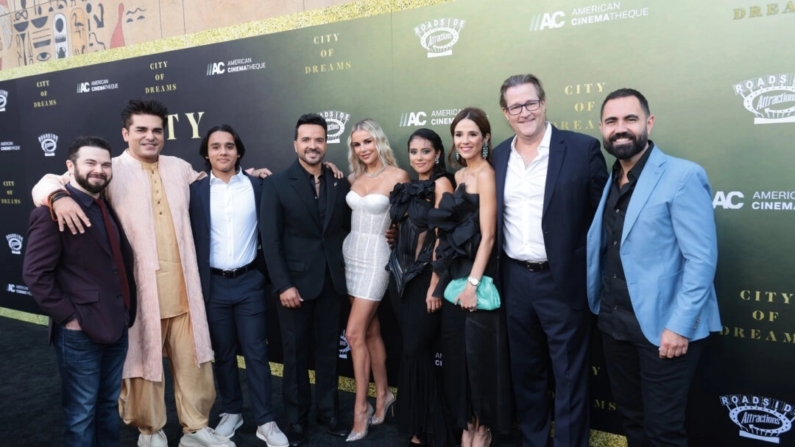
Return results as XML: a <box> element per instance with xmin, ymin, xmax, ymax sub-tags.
<box><xmin>482</xmin><ymin>142</ymin><xmax>489</xmax><ymax>159</ymax></box>
<box><xmin>434</xmin><ymin>157</ymin><xmax>439</xmax><ymax>165</ymax></box>
<box><xmin>454</xmin><ymin>151</ymin><xmax>461</xmax><ymax>161</ymax></box>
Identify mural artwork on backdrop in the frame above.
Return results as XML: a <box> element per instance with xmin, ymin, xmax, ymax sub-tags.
<box><xmin>1</xmin><ymin>0</ymin><xmax>794</xmax><ymax>445</ymax></box>
<box><xmin>0</xmin><ymin>0</ymin><xmax>153</xmax><ymax>68</ymax></box>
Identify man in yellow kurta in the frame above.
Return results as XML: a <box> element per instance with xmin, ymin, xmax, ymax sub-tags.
<box><xmin>32</xmin><ymin>99</ymin><xmax>241</xmax><ymax>447</ymax></box>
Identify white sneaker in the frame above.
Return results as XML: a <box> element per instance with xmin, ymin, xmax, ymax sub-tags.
<box><xmin>179</xmin><ymin>427</ymin><xmax>236</xmax><ymax>447</ymax></box>
<box><xmin>138</xmin><ymin>430</ymin><xmax>168</xmax><ymax>447</ymax></box>
<box><xmin>256</xmin><ymin>421</ymin><xmax>289</xmax><ymax>447</ymax></box>
<box><xmin>215</xmin><ymin>412</ymin><xmax>244</xmax><ymax>437</ymax></box>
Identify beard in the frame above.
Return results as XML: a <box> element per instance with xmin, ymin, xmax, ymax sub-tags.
<box><xmin>603</xmin><ymin>130</ymin><xmax>648</xmax><ymax>160</ymax></box>
<box><xmin>74</xmin><ymin>170</ymin><xmax>111</xmax><ymax>194</ymax></box>
<box><xmin>299</xmin><ymin>148</ymin><xmax>325</xmax><ymax>165</ymax></box>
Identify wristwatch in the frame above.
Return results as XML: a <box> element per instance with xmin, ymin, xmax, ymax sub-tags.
<box><xmin>468</xmin><ymin>276</ymin><xmax>480</xmax><ymax>287</ymax></box>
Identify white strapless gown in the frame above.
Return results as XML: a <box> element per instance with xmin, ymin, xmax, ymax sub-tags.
<box><xmin>343</xmin><ymin>192</ymin><xmax>391</xmax><ymax>300</ymax></box>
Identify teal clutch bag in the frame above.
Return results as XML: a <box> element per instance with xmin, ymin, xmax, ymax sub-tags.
<box><xmin>443</xmin><ymin>276</ymin><xmax>501</xmax><ymax>311</ymax></box>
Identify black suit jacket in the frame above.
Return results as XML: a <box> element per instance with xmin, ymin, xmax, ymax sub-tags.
<box><xmin>260</xmin><ymin>160</ymin><xmax>351</xmax><ymax>300</ymax></box>
<box><xmin>23</xmin><ymin>189</ymin><xmax>137</xmax><ymax>344</ymax></box>
<box><xmin>189</xmin><ymin>171</ymin><xmax>267</xmax><ymax>301</ymax></box>
<box><xmin>493</xmin><ymin>125</ymin><xmax>608</xmax><ymax>310</ymax></box>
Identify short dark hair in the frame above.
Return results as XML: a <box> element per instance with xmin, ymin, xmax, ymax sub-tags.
<box><xmin>600</xmin><ymin>88</ymin><xmax>651</xmax><ymax>119</ymax></box>
<box><xmin>448</xmin><ymin>107</ymin><xmax>492</xmax><ymax>167</ymax></box>
<box><xmin>68</xmin><ymin>136</ymin><xmax>112</xmax><ymax>163</ymax></box>
<box><xmin>199</xmin><ymin>124</ymin><xmax>247</xmax><ymax>171</ymax></box>
<box><xmin>407</xmin><ymin>128</ymin><xmax>448</xmax><ymax>176</ymax></box>
<box><xmin>294</xmin><ymin>113</ymin><xmax>327</xmax><ymax>140</ymax></box>
<box><xmin>499</xmin><ymin>74</ymin><xmax>546</xmax><ymax>108</ymax></box>
<box><xmin>121</xmin><ymin>97</ymin><xmax>169</xmax><ymax>129</ymax></box>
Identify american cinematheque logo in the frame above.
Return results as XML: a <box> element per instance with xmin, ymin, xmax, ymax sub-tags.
<box><xmin>6</xmin><ymin>234</ymin><xmax>23</xmax><ymax>255</ymax></box>
<box><xmin>733</xmin><ymin>73</ymin><xmax>795</xmax><ymax>124</ymax></box>
<box><xmin>414</xmin><ymin>18</ymin><xmax>466</xmax><ymax>58</ymax></box>
<box><xmin>207</xmin><ymin>58</ymin><xmax>267</xmax><ymax>76</ymax></box>
<box><xmin>0</xmin><ymin>89</ymin><xmax>7</xmax><ymax>112</ymax></box>
<box><xmin>6</xmin><ymin>284</ymin><xmax>32</xmax><ymax>296</ymax></box>
<box><xmin>319</xmin><ymin>110</ymin><xmax>350</xmax><ymax>144</ymax></box>
<box><xmin>39</xmin><ymin>133</ymin><xmax>59</xmax><ymax>157</ymax></box>
<box><xmin>721</xmin><ymin>394</ymin><xmax>795</xmax><ymax>443</ymax></box>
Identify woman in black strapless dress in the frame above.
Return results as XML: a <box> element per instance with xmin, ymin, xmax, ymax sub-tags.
<box><xmin>388</xmin><ymin>128</ymin><xmax>455</xmax><ymax>447</ymax></box>
<box><xmin>430</xmin><ymin>108</ymin><xmax>513</xmax><ymax>447</ymax></box>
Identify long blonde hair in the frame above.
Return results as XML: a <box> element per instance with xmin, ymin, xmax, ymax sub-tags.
<box><xmin>347</xmin><ymin>118</ymin><xmax>398</xmax><ymax>178</ymax></box>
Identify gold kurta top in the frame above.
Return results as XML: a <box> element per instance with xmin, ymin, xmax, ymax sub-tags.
<box><xmin>139</xmin><ymin>160</ymin><xmax>189</xmax><ymax>319</ymax></box>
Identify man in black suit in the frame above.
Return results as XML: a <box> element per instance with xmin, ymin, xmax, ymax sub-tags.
<box><xmin>260</xmin><ymin>113</ymin><xmax>351</xmax><ymax>446</ymax></box>
<box><xmin>23</xmin><ymin>136</ymin><xmax>137</xmax><ymax>447</ymax></box>
<box><xmin>493</xmin><ymin>74</ymin><xmax>608</xmax><ymax>447</ymax></box>
<box><xmin>189</xmin><ymin>124</ymin><xmax>288</xmax><ymax>447</ymax></box>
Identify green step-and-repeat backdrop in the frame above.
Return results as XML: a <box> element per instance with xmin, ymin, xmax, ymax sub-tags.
<box><xmin>1</xmin><ymin>1</ymin><xmax>794</xmax><ymax>444</ymax></box>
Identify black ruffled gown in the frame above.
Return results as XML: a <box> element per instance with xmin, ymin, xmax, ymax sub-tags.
<box><xmin>429</xmin><ymin>184</ymin><xmax>514</xmax><ymax>435</ymax></box>
<box><xmin>387</xmin><ymin>174</ymin><xmax>455</xmax><ymax>446</ymax></box>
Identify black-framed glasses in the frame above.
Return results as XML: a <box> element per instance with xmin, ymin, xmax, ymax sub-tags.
<box><xmin>505</xmin><ymin>100</ymin><xmax>542</xmax><ymax>115</ymax></box>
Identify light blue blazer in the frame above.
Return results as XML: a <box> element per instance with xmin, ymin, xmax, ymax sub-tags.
<box><xmin>586</xmin><ymin>146</ymin><xmax>721</xmax><ymax>346</ymax></box>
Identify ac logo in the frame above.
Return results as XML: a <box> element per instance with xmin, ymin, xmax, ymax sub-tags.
<box><xmin>0</xmin><ymin>89</ymin><xmax>7</xmax><ymax>112</ymax></box>
<box><xmin>399</xmin><ymin>111</ymin><xmax>427</xmax><ymax>127</ymax></box>
<box><xmin>713</xmin><ymin>191</ymin><xmax>744</xmax><ymax>209</ymax></box>
<box><xmin>207</xmin><ymin>62</ymin><xmax>225</xmax><ymax>76</ymax></box>
<box><xmin>530</xmin><ymin>11</ymin><xmax>566</xmax><ymax>31</ymax></box>
<box><xmin>77</xmin><ymin>82</ymin><xmax>90</xmax><ymax>93</ymax></box>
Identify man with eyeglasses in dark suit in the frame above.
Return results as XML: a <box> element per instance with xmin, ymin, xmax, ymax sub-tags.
<box><xmin>492</xmin><ymin>74</ymin><xmax>608</xmax><ymax>447</ymax></box>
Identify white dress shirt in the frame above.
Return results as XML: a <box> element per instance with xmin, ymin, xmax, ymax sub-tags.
<box><xmin>503</xmin><ymin>122</ymin><xmax>553</xmax><ymax>262</ymax></box>
<box><xmin>209</xmin><ymin>169</ymin><xmax>258</xmax><ymax>270</ymax></box>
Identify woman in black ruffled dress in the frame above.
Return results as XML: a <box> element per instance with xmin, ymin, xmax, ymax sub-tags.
<box><xmin>388</xmin><ymin>128</ymin><xmax>455</xmax><ymax>446</ymax></box>
<box><xmin>429</xmin><ymin>108</ymin><xmax>513</xmax><ymax>447</ymax></box>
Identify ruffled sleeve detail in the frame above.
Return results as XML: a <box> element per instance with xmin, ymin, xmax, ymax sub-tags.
<box><xmin>429</xmin><ymin>186</ymin><xmax>481</xmax><ymax>297</ymax></box>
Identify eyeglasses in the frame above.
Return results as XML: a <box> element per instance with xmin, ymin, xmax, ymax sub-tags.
<box><xmin>505</xmin><ymin>100</ymin><xmax>542</xmax><ymax>116</ymax></box>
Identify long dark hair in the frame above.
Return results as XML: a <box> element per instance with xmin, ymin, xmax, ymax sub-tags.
<box><xmin>407</xmin><ymin>128</ymin><xmax>448</xmax><ymax>178</ymax></box>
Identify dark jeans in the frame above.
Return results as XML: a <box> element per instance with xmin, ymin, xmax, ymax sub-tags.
<box><xmin>207</xmin><ymin>268</ymin><xmax>276</xmax><ymax>425</ymax></box>
<box><xmin>54</xmin><ymin>324</ymin><xmax>128</xmax><ymax>447</ymax></box>
<box><xmin>601</xmin><ymin>331</ymin><xmax>705</xmax><ymax>447</ymax></box>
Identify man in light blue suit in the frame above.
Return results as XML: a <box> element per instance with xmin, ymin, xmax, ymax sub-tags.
<box><xmin>586</xmin><ymin>88</ymin><xmax>721</xmax><ymax>447</ymax></box>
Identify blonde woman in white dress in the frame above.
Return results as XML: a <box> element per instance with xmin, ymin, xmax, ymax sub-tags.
<box><xmin>343</xmin><ymin>119</ymin><xmax>410</xmax><ymax>442</ymax></box>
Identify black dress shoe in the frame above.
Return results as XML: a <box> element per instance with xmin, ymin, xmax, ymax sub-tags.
<box><xmin>316</xmin><ymin>415</ymin><xmax>349</xmax><ymax>437</ymax></box>
<box><xmin>286</xmin><ymin>423</ymin><xmax>307</xmax><ymax>446</ymax></box>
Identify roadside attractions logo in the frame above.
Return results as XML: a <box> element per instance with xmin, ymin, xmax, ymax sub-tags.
<box><xmin>6</xmin><ymin>234</ymin><xmax>23</xmax><ymax>255</ymax></box>
<box><xmin>529</xmin><ymin>2</ymin><xmax>650</xmax><ymax>31</ymax></box>
<box><xmin>733</xmin><ymin>73</ymin><xmax>795</xmax><ymax>124</ymax></box>
<box><xmin>207</xmin><ymin>58</ymin><xmax>267</xmax><ymax>76</ymax></box>
<box><xmin>319</xmin><ymin>110</ymin><xmax>350</xmax><ymax>144</ymax></box>
<box><xmin>720</xmin><ymin>395</ymin><xmax>795</xmax><ymax>444</ymax></box>
<box><xmin>414</xmin><ymin>18</ymin><xmax>466</xmax><ymax>58</ymax></box>
<box><xmin>38</xmin><ymin>133</ymin><xmax>58</xmax><ymax>157</ymax></box>
<box><xmin>339</xmin><ymin>330</ymin><xmax>350</xmax><ymax>359</ymax></box>
<box><xmin>0</xmin><ymin>89</ymin><xmax>7</xmax><ymax>112</ymax></box>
